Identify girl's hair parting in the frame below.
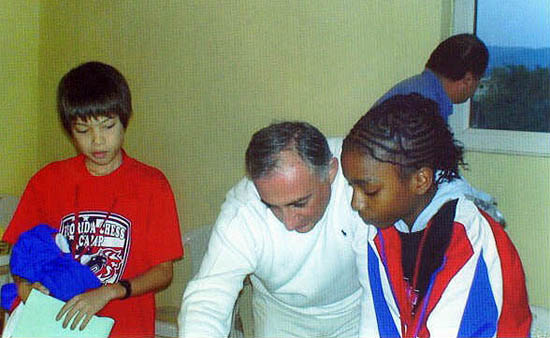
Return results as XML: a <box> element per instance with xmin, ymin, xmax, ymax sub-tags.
<box><xmin>343</xmin><ymin>93</ymin><xmax>465</xmax><ymax>184</ymax></box>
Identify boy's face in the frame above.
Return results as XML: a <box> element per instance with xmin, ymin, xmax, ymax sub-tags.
<box><xmin>341</xmin><ymin>149</ymin><xmax>424</xmax><ymax>229</ymax></box>
<box><xmin>71</xmin><ymin>115</ymin><xmax>125</xmax><ymax>176</ymax></box>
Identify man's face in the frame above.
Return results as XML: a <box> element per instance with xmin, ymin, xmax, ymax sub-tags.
<box><xmin>71</xmin><ymin>115</ymin><xmax>125</xmax><ymax>176</ymax></box>
<box><xmin>453</xmin><ymin>72</ymin><xmax>482</xmax><ymax>104</ymax></box>
<box><xmin>254</xmin><ymin>151</ymin><xmax>337</xmax><ymax>233</ymax></box>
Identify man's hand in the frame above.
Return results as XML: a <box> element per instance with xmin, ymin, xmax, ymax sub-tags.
<box><xmin>55</xmin><ymin>285</ymin><xmax>121</xmax><ymax>331</ymax></box>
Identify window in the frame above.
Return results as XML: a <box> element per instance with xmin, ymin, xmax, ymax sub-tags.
<box><xmin>450</xmin><ymin>0</ymin><xmax>550</xmax><ymax>156</ymax></box>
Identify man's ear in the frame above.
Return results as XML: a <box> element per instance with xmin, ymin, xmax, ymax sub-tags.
<box><xmin>328</xmin><ymin>157</ymin><xmax>339</xmax><ymax>184</ymax></box>
<box><xmin>462</xmin><ymin>71</ymin><xmax>477</xmax><ymax>86</ymax></box>
<box><xmin>410</xmin><ymin>167</ymin><xmax>434</xmax><ymax>195</ymax></box>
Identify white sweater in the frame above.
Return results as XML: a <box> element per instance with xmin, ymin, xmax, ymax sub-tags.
<box><xmin>178</xmin><ymin>138</ymin><xmax>364</xmax><ymax>338</ymax></box>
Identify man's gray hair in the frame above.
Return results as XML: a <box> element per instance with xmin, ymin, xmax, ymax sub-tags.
<box><xmin>245</xmin><ymin>121</ymin><xmax>333</xmax><ymax>180</ymax></box>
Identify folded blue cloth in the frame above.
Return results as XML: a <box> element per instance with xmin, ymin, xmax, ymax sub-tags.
<box><xmin>1</xmin><ymin>224</ymin><xmax>101</xmax><ymax>310</ymax></box>
<box><xmin>1</xmin><ymin>283</ymin><xmax>17</xmax><ymax>311</ymax></box>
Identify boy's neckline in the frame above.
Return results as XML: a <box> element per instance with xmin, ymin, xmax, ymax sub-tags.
<box><xmin>81</xmin><ymin>149</ymin><xmax>127</xmax><ymax>177</ymax></box>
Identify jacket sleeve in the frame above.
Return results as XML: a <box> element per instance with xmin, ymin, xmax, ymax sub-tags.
<box><xmin>353</xmin><ymin>229</ymin><xmax>383</xmax><ymax>338</ymax></box>
<box><xmin>178</xmin><ymin>201</ymin><xmax>259</xmax><ymax>338</ymax></box>
<box><xmin>486</xmin><ymin>214</ymin><xmax>532</xmax><ymax>337</ymax></box>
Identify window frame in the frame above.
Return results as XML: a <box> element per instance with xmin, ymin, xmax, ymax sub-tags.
<box><xmin>450</xmin><ymin>0</ymin><xmax>550</xmax><ymax>157</ymax></box>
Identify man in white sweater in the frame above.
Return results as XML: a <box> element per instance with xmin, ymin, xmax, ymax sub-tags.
<box><xmin>178</xmin><ymin>122</ymin><xmax>364</xmax><ymax>337</ymax></box>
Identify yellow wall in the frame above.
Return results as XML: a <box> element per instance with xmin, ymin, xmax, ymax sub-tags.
<box><xmin>3</xmin><ymin>0</ymin><xmax>548</xmax><ymax>309</ymax></box>
<box><xmin>463</xmin><ymin>153</ymin><xmax>550</xmax><ymax>307</ymax></box>
<box><xmin>0</xmin><ymin>1</ymin><xmax>41</xmax><ymax>196</ymax></box>
<box><xmin>36</xmin><ymin>0</ymin><xmax>448</xmax><ymax>307</ymax></box>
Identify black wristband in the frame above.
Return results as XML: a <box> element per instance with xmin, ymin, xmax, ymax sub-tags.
<box><xmin>119</xmin><ymin>279</ymin><xmax>132</xmax><ymax>300</ymax></box>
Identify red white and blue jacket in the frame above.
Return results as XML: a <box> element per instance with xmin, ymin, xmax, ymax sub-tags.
<box><xmin>354</xmin><ymin>190</ymin><xmax>531</xmax><ymax>338</ymax></box>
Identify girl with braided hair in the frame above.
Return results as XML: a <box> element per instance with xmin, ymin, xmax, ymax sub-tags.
<box><xmin>342</xmin><ymin>94</ymin><xmax>531</xmax><ymax>338</ymax></box>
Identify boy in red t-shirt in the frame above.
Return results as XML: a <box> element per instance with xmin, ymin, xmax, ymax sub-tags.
<box><xmin>3</xmin><ymin>61</ymin><xmax>183</xmax><ymax>337</ymax></box>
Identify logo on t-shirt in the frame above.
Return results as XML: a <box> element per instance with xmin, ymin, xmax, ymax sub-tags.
<box><xmin>60</xmin><ymin>211</ymin><xmax>131</xmax><ymax>284</ymax></box>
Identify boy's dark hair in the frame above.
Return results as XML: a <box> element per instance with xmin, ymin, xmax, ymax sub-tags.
<box><xmin>343</xmin><ymin>93</ymin><xmax>465</xmax><ymax>184</ymax></box>
<box><xmin>426</xmin><ymin>33</ymin><xmax>489</xmax><ymax>81</ymax></box>
<box><xmin>246</xmin><ymin>121</ymin><xmax>332</xmax><ymax>180</ymax></box>
<box><xmin>57</xmin><ymin>61</ymin><xmax>132</xmax><ymax>134</ymax></box>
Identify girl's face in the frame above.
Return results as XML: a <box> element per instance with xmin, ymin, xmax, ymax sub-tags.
<box><xmin>341</xmin><ymin>148</ymin><xmax>426</xmax><ymax>229</ymax></box>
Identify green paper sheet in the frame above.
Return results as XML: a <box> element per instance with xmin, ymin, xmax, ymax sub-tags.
<box><xmin>12</xmin><ymin>289</ymin><xmax>114</xmax><ymax>338</ymax></box>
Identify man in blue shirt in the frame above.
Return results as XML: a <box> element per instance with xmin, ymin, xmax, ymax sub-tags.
<box><xmin>373</xmin><ymin>34</ymin><xmax>504</xmax><ymax>224</ymax></box>
<box><xmin>376</xmin><ymin>34</ymin><xmax>488</xmax><ymax>121</ymax></box>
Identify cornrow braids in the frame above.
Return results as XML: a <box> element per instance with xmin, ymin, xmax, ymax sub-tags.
<box><xmin>343</xmin><ymin>93</ymin><xmax>465</xmax><ymax>184</ymax></box>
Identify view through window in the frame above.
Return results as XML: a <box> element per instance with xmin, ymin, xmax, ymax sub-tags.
<box><xmin>472</xmin><ymin>0</ymin><xmax>550</xmax><ymax>133</ymax></box>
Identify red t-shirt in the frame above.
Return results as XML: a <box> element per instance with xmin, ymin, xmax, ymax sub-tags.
<box><xmin>4</xmin><ymin>151</ymin><xmax>184</xmax><ymax>337</ymax></box>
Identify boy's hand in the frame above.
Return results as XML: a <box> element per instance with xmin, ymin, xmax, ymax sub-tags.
<box><xmin>13</xmin><ymin>276</ymin><xmax>50</xmax><ymax>302</ymax></box>
<box><xmin>55</xmin><ymin>285</ymin><xmax>120</xmax><ymax>331</ymax></box>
